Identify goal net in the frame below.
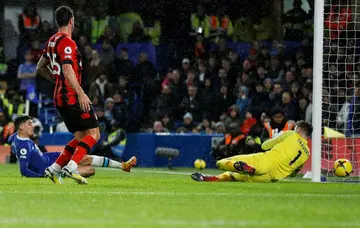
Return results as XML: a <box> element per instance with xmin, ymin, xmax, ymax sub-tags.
<box><xmin>319</xmin><ymin>0</ymin><xmax>360</xmax><ymax>181</ymax></box>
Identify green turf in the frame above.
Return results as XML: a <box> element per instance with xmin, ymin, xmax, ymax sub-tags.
<box><xmin>0</xmin><ymin>165</ymin><xmax>360</xmax><ymax>228</ymax></box>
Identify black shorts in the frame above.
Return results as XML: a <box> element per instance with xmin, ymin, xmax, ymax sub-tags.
<box><xmin>57</xmin><ymin>104</ymin><xmax>99</xmax><ymax>133</ymax></box>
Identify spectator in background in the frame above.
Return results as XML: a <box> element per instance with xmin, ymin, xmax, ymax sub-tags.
<box><xmin>89</xmin><ymin>73</ymin><xmax>113</xmax><ymax>102</ymax></box>
<box><xmin>181</xmin><ymin>58</ymin><xmax>191</xmax><ymax>78</ymax></box>
<box><xmin>263</xmin><ymin>78</ymin><xmax>273</xmax><ymax>93</ymax></box>
<box><xmin>114</xmin><ymin>48</ymin><xmax>134</xmax><ymax>81</ymax></box>
<box><xmin>179</xmin><ymin>85</ymin><xmax>202</xmax><ymax>121</ymax></box>
<box><xmin>185</xmin><ymin>68</ymin><xmax>198</xmax><ymax>87</ymax></box>
<box><xmin>180</xmin><ymin>112</ymin><xmax>195</xmax><ymax>132</ymax></box>
<box><xmin>224</xmin><ymin>104</ymin><xmax>243</xmax><ymax>130</ymax></box>
<box><xmin>240</xmin><ymin>110</ymin><xmax>257</xmax><ymax>135</ymax></box>
<box><xmin>18</xmin><ymin>2</ymin><xmax>41</xmax><ymax>45</ymax></box>
<box><xmin>161</xmin><ymin>113</ymin><xmax>174</xmax><ymax>132</ymax></box>
<box><xmin>235</xmin><ymin>86</ymin><xmax>249</xmax><ymax>118</ymax></box>
<box><xmin>90</xmin><ymin>3</ymin><xmax>110</xmax><ymax>44</ymax></box>
<box><xmin>298</xmin><ymin>97</ymin><xmax>308</xmax><ymax>121</ymax></box>
<box><xmin>152</xmin><ymin>121</ymin><xmax>169</xmax><ymax>133</ymax></box>
<box><xmin>99</xmin><ymin>39</ymin><xmax>115</xmax><ymax>68</ymax></box>
<box><xmin>201</xmin><ymin>78</ymin><xmax>217</xmax><ymax>120</ymax></box>
<box><xmin>248</xmin><ymin>82</ymin><xmax>270</xmax><ymax>120</ymax></box>
<box><xmin>152</xmin><ymin>85</ymin><xmax>175</xmax><ymax>119</ymax></box>
<box><xmin>216</xmin><ymin>84</ymin><xmax>234</xmax><ymax>117</ymax></box>
<box><xmin>215</xmin><ymin>121</ymin><xmax>226</xmax><ymax>134</ymax></box>
<box><xmin>17</xmin><ymin>50</ymin><xmax>36</xmax><ymax>92</ymax></box>
<box><xmin>127</xmin><ymin>21</ymin><xmax>150</xmax><ymax>43</ymax></box>
<box><xmin>133</xmin><ymin>52</ymin><xmax>157</xmax><ymax>83</ymax></box>
<box><xmin>283</xmin><ymin>0</ymin><xmax>307</xmax><ymax>41</ymax></box>
<box><xmin>280</xmin><ymin>91</ymin><xmax>297</xmax><ymax>121</ymax></box>
<box><xmin>83</xmin><ymin>49</ymin><xmax>104</xmax><ymax>90</ymax></box>
<box><xmin>98</xmin><ymin>26</ymin><xmax>118</xmax><ymax>48</ymax></box>
<box><xmin>197</xmin><ymin>61</ymin><xmax>210</xmax><ymax>86</ymax></box>
<box><xmin>306</xmin><ymin>92</ymin><xmax>312</xmax><ymax>123</ymax></box>
<box><xmin>282</xmin><ymin>71</ymin><xmax>296</xmax><ymax>91</ymax></box>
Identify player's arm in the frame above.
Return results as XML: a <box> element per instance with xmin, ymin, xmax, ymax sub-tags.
<box><xmin>261</xmin><ymin>131</ymin><xmax>295</xmax><ymax>151</ymax></box>
<box><xmin>36</xmin><ymin>55</ymin><xmax>54</xmax><ymax>83</ymax></box>
<box><xmin>60</xmin><ymin>41</ymin><xmax>91</xmax><ymax>112</ymax></box>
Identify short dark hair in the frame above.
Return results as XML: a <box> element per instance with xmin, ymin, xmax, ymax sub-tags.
<box><xmin>14</xmin><ymin>115</ymin><xmax>32</xmax><ymax>131</ymax></box>
<box><xmin>296</xmin><ymin>120</ymin><xmax>313</xmax><ymax>137</ymax></box>
<box><xmin>55</xmin><ymin>6</ymin><xmax>73</xmax><ymax>28</ymax></box>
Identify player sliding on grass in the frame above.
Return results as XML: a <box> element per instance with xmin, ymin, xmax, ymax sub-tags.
<box><xmin>191</xmin><ymin>120</ymin><xmax>313</xmax><ymax>182</ymax></box>
<box><xmin>9</xmin><ymin>115</ymin><xmax>137</xmax><ymax>183</ymax></box>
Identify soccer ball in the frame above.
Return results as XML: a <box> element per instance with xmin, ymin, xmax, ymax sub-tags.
<box><xmin>194</xmin><ymin>159</ymin><xmax>206</xmax><ymax>170</ymax></box>
<box><xmin>333</xmin><ymin>159</ymin><xmax>353</xmax><ymax>177</ymax></box>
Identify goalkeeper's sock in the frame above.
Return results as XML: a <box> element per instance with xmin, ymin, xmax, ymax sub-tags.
<box><xmin>217</xmin><ymin>172</ymin><xmax>249</xmax><ymax>182</ymax></box>
<box><xmin>203</xmin><ymin>176</ymin><xmax>219</xmax><ymax>181</ymax></box>
<box><xmin>90</xmin><ymin>155</ymin><xmax>122</xmax><ymax>169</ymax></box>
<box><xmin>52</xmin><ymin>138</ymin><xmax>79</xmax><ymax>171</ymax></box>
<box><xmin>68</xmin><ymin>136</ymin><xmax>97</xmax><ymax>170</ymax></box>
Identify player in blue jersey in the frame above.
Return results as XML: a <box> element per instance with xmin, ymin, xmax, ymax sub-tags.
<box><xmin>9</xmin><ymin>115</ymin><xmax>137</xmax><ymax>183</ymax></box>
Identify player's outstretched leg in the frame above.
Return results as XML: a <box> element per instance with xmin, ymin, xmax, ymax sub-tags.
<box><xmin>191</xmin><ymin>171</ymin><xmax>250</xmax><ymax>182</ymax></box>
<box><xmin>81</xmin><ymin>155</ymin><xmax>137</xmax><ymax>172</ymax></box>
<box><xmin>233</xmin><ymin>161</ymin><xmax>256</xmax><ymax>175</ymax></box>
<box><xmin>44</xmin><ymin>167</ymin><xmax>63</xmax><ymax>184</ymax></box>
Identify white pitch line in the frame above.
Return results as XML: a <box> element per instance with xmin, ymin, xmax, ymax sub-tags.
<box><xmin>0</xmin><ymin>191</ymin><xmax>357</xmax><ymax>198</ymax></box>
<box><xmin>0</xmin><ymin>218</ymin><xmax>359</xmax><ymax>227</ymax></box>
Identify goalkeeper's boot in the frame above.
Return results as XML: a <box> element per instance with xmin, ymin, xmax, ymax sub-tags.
<box><xmin>191</xmin><ymin>172</ymin><xmax>205</xmax><ymax>181</ymax></box>
<box><xmin>122</xmin><ymin>156</ymin><xmax>137</xmax><ymax>172</ymax></box>
<box><xmin>62</xmin><ymin>166</ymin><xmax>88</xmax><ymax>185</ymax></box>
<box><xmin>233</xmin><ymin>161</ymin><xmax>256</xmax><ymax>175</ymax></box>
<box><xmin>44</xmin><ymin>167</ymin><xmax>63</xmax><ymax>184</ymax></box>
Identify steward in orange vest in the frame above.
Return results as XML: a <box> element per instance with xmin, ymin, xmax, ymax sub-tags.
<box><xmin>19</xmin><ymin>2</ymin><xmax>41</xmax><ymax>42</ymax></box>
<box><xmin>263</xmin><ymin>107</ymin><xmax>294</xmax><ymax>139</ymax></box>
<box><xmin>211</xmin><ymin>123</ymin><xmax>245</xmax><ymax>160</ymax></box>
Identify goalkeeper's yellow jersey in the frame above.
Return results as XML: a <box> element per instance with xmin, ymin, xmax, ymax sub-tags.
<box><xmin>261</xmin><ymin>131</ymin><xmax>310</xmax><ymax>180</ymax></box>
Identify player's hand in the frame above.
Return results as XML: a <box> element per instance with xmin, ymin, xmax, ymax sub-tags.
<box><xmin>272</xmin><ymin>129</ymin><xmax>284</xmax><ymax>138</ymax></box>
<box><xmin>78</xmin><ymin>92</ymin><xmax>91</xmax><ymax>113</ymax></box>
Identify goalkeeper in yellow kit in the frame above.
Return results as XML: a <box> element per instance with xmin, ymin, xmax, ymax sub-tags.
<box><xmin>191</xmin><ymin>121</ymin><xmax>313</xmax><ymax>182</ymax></box>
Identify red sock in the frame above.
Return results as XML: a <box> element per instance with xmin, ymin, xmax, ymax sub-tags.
<box><xmin>54</xmin><ymin>139</ymin><xmax>79</xmax><ymax>167</ymax></box>
<box><xmin>71</xmin><ymin>135</ymin><xmax>97</xmax><ymax>164</ymax></box>
<box><xmin>204</xmin><ymin>176</ymin><xmax>219</xmax><ymax>182</ymax></box>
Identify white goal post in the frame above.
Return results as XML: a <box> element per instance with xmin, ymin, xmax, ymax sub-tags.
<box><xmin>312</xmin><ymin>0</ymin><xmax>360</xmax><ymax>182</ymax></box>
<box><xmin>311</xmin><ymin>0</ymin><xmax>325</xmax><ymax>182</ymax></box>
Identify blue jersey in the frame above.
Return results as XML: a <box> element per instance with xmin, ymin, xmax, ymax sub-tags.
<box><xmin>8</xmin><ymin>133</ymin><xmax>60</xmax><ymax>177</ymax></box>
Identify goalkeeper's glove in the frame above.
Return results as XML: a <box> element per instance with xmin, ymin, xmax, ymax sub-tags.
<box><xmin>271</xmin><ymin>128</ymin><xmax>284</xmax><ymax>138</ymax></box>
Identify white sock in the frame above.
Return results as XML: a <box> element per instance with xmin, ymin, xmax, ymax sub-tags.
<box><xmin>90</xmin><ymin>155</ymin><xmax>122</xmax><ymax>169</ymax></box>
<box><xmin>67</xmin><ymin>160</ymin><xmax>78</xmax><ymax>171</ymax></box>
<box><xmin>51</xmin><ymin>163</ymin><xmax>62</xmax><ymax>172</ymax></box>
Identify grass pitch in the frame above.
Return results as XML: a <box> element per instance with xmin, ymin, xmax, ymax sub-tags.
<box><xmin>0</xmin><ymin>165</ymin><xmax>360</xmax><ymax>228</ymax></box>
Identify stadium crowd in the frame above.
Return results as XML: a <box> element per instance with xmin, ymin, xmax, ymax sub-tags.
<box><xmin>0</xmin><ymin>0</ymin><xmax>358</xmax><ymax>155</ymax></box>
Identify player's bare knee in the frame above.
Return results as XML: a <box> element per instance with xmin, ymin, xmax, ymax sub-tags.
<box><xmin>88</xmin><ymin>166</ymin><xmax>95</xmax><ymax>176</ymax></box>
<box><xmin>82</xmin><ymin>166</ymin><xmax>95</xmax><ymax>177</ymax></box>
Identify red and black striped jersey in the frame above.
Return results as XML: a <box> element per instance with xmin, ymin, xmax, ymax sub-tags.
<box><xmin>43</xmin><ymin>32</ymin><xmax>83</xmax><ymax>107</ymax></box>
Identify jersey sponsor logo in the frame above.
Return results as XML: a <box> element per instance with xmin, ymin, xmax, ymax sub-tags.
<box><xmin>64</xmin><ymin>46</ymin><xmax>72</xmax><ymax>54</ymax></box>
<box><xmin>48</xmin><ymin>42</ymin><xmax>55</xmax><ymax>47</ymax></box>
<box><xmin>65</xmin><ymin>55</ymin><xmax>71</xmax><ymax>59</ymax></box>
<box><xmin>19</xmin><ymin>148</ymin><xmax>27</xmax><ymax>158</ymax></box>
